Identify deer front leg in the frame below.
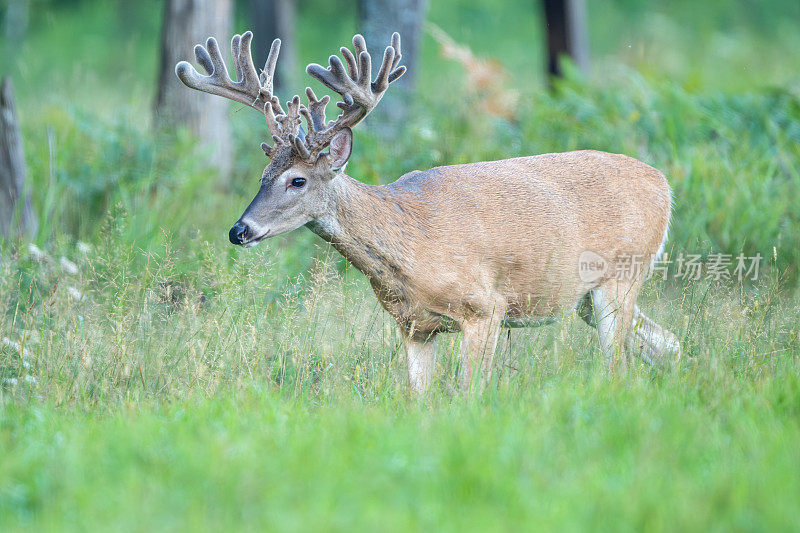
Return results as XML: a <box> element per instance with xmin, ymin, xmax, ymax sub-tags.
<box><xmin>404</xmin><ymin>335</ymin><xmax>436</xmax><ymax>395</ymax></box>
<box><xmin>458</xmin><ymin>307</ymin><xmax>505</xmax><ymax>393</ymax></box>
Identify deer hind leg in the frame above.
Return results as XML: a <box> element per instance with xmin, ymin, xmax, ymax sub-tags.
<box><xmin>627</xmin><ymin>305</ymin><xmax>682</xmax><ymax>364</ymax></box>
<box><xmin>403</xmin><ymin>334</ymin><xmax>437</xmax><ymax>395</ymax></box>
<box><xmin>584</xmin><ymin>280</ymin><xmax>640</xmax><ymax>372</ymax></box>
<box><xmin>580</xmin><ymin>287</ymin><xmax>682</xmax><ymax>368</ymax></box>
<box><xmin>458</xmin><ymin>303</ymin><xmax>506</xmax><ymax>393</ymax></box>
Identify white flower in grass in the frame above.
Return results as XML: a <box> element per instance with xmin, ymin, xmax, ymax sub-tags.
<box><xmin>27</xmin><ymin>243</ymin><xmax>47</xmax><ymax>262</ymax></box>
<box><xmin>67</xmin><ymin>286</ymin><xmax>85</xmax><ymax>302</ymax></box>
<box><xmin>77</xmin><ymin>241</ymin><xmax>91</xmax><ymax>254</ymax></box>
<box><xmin>1</xmin><ymin>336</ymin><xmax>30</xmax><ymax>360</ymax></box>
<box><xmin>1</xmin><ymin>336</ymin><xmax>18</xmax><ymax>351</ymax></box>
<box><xmin>60</xmin><ymin>256</ymin><xmax>79</xmax><ymax>275</ymax></box>
<box><xmin>24</xmin><ymin>375</ymin><xmax>37</xmax><ymax>386</ymax></box>
<box><xmin>3</xmin><ymin>377</ymin><xmax>18</xmax><ymax>386</ymax></box>
<box><xmin>18</xmin><ymin>329</ymin><xmax>41</xmax><ymax>343</ymax></box>
<box><xmin>419</xmin><ymin>124</ymin><xmax>435</xmax><ymax>141</ymax></box>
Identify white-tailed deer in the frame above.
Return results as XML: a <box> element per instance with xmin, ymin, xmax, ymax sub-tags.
<box><xmin>176</xmin><ymin>31</ymin><xmax>681</xmax><ymax>393</ymax></box>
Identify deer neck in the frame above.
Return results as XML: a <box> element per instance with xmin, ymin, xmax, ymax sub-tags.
<box><xmin>306</xmin><ymin>173</ymin><xmax>414</xmax><ymax>285</ymax></box>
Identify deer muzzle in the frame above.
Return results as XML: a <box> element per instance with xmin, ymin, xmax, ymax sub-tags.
<box><xmin>229</xmin><ymin>221</ymin><xmax>248</xmax><ymax>245</ymax></box>
<box><xmin>229</xmin><ymin>220</ymin><xmax>271</xmax><ymax>246</ymax></box>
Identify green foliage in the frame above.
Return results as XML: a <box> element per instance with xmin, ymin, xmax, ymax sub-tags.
<box><xmin>1</xmin><ymin>376</ymin><xmax>799</xmax><ymax>530</ymax></box>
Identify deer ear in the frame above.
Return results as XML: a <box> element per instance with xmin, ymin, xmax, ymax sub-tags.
<box><xmin>328</xmin><ymin>128</ymin><xmax>353</xmax><ymax>172</ymax></box>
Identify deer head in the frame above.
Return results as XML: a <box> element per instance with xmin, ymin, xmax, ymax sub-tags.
<box><xmin>175</xmin><ymin>31</ymin><xmax>405</xmax><ymax>246</ymax></box>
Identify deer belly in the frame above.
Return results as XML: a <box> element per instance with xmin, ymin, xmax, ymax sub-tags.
<box><xmin>501</xmin><ymin>316</ymin><xmax>558</xmax><ymax>328</ymax></box>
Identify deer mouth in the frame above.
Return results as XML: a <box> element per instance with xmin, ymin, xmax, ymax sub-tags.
<box><xmin>244</xmin><ymin>230</ymin><xmax>270</xmax><ymax>247</ymax></box>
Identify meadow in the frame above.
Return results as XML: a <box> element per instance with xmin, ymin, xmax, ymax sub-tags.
<box><xmin>1</xmin><ymin>0</ymin><xmax>800</xmax><ymax>530</ymax></box>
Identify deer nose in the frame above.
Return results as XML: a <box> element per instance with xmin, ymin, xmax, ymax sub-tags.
<box><xmin>229</xmin><ymin>221</ymin><xmax>248</xmax><ymax>245</ymax></box>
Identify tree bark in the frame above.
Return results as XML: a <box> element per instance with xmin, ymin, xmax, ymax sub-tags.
<box><xmin>155</xmin><ymin>0</ymin><xmax>234</xmax><ymax>182</ymax></box>
<box><xmin>542</xmin><ymin>0</ymin><xmax>589</xmax><ymax>78</ymax></box>
<box><xmin>3</xmin><ymin>0</ymin><xmax>29</xmax><ymax>43</ymax></box>
<box><xmin>249</xmin><ymin>0</ymin><xmax>299</xmax><ymax>94</ymax></box>
<box><xmin>0</xmin><ymin>77</ymin><xmax>37</xmax><ymax>240</ymax></box>
<box><xmin>357</xmin><ymin>0</ymin><xmax>427</xmax><ymax>134</ymax></box>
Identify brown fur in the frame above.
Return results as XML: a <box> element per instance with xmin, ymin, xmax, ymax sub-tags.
<box><xmin>315</xmin><ymin>151</ymin><xmax>670</xmax><ymax>332</ymax></box>
<box><xmin>292</xmin><ymin>149</ymin><xmax>676</xmax><ymax>391</ymax></box>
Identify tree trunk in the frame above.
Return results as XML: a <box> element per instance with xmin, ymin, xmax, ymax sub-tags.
<box><xmin>0</xmin><ymin>77</ymin><xmax>37</xmax><ymax>240</ymax></box>
<box><xmin>542</xmin><ymin>0</ymin><xmax>589</xmax><ymax>78</ymax></box>
<box><xmin>249</xmin><ymin>0</ymin><xmax>299</xmax><ymax>94</ymax></box>
<box><xmin>3</xmin><ymin>0</ymin><xmax>29</xmax><ymax>43</ymax></box>
<box><xmin>155</xmin><ymin>0</ymin><xmax>234</xmax><ymax>182</ymax></box>
<box><xmin>357</xmin><ymin>0</ymin><xmax>427</xmax><ymax>135</ymax></box>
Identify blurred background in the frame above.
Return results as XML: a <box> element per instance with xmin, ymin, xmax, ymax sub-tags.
<box><xmin>0</xmin><ymin>0</ymin><xmax>799</xmax><ymax>282</ymax></box>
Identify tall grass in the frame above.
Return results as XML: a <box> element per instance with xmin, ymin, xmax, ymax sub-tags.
<box><xmin>1</xmin><ymin>233</ymin><xmax>799</xmax><ymax>529</ymax></box>
<box><xmin>1</xmin><ymin>230</ymin><xmax>797</xmax><ymax>405</ymax></box>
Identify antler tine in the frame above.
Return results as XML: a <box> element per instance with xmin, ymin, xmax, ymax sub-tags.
<box><xmin>260</xmin><ymin>38</ymin><xmax>281</xmax><ymax>91</ymax></box>
<box><xmin>390</xmin><ymin>33</ymin><xmax>401</xmax><ymax>64</ymax></box>
<box><xmin>276</xmin><ymin>94</ymin><xmax>303</xmax><ymax>145</ymax></box>
<box><xmin>300</xmin><ymin>87</ymin><xmax>330</xmax><ymax>132</ymax></box>
<box><xmin>340</xmin><ymin>46</ymin><xmax>358</xmax><ymax>80</ymax></box>
<box><xmin>286</xmin><ymin>98</ymin><xmax>311</xmax><ymax>158</ymax></box>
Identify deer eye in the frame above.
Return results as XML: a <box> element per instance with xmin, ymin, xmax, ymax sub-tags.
<box><xmin>290</xmin><ymin>177</ymin><xmax>306</xmax><ymax>188</ymax></box>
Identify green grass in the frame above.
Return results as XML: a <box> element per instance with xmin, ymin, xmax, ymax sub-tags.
<box><xmin>3</xmin><ymin>375</ymin><xmax>800</xmax><ymax>531</ymax></box>
<box><xmin>2</xmin><ymin>0</ymin><xmax>800</xmax><ymax>529</ymax></box>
